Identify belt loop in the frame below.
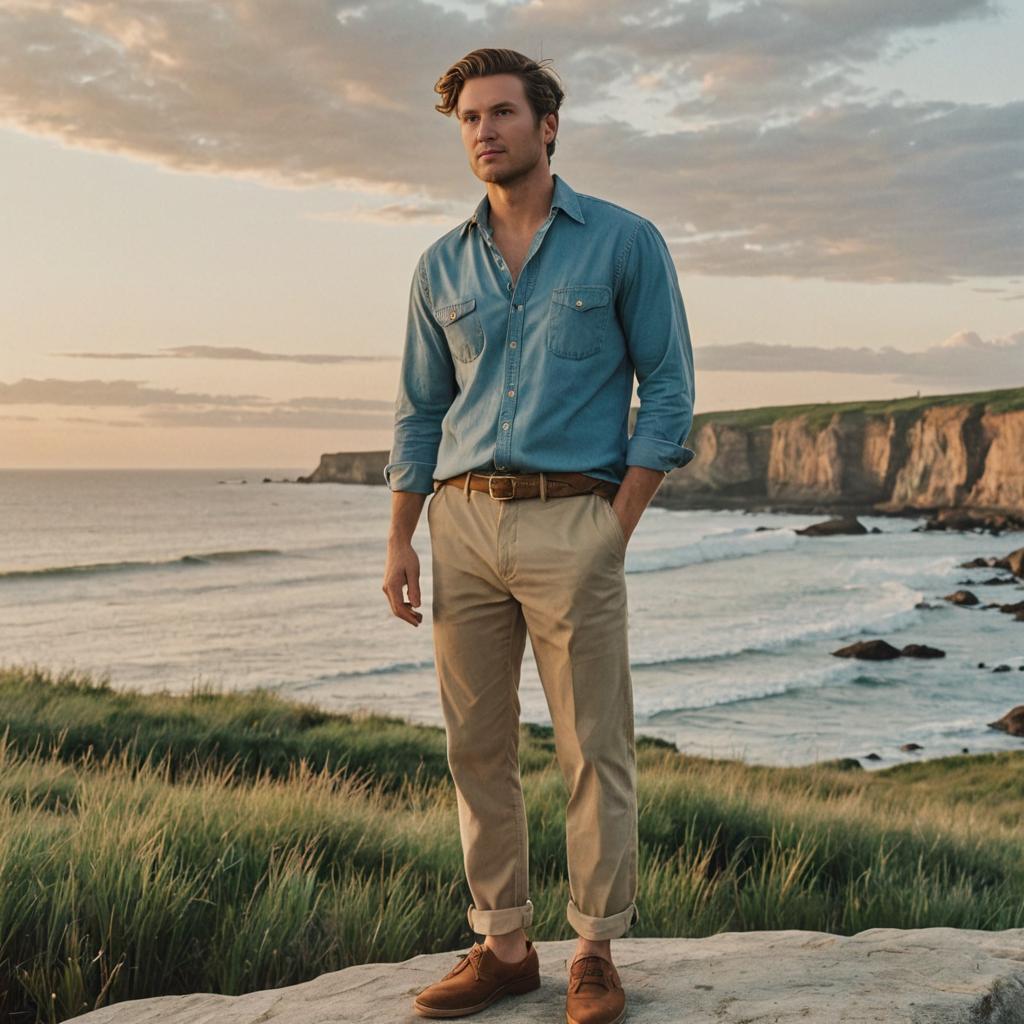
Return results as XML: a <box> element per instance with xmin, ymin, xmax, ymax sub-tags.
<box><xmin>464</xmin><ymin>472</ymin><xmax>472</xmax><ymax>500</ymax></box>
<box><xmin>539</xmin><ymin>471</ymin><xmax>547</xmax><ymax>502</ymax></box>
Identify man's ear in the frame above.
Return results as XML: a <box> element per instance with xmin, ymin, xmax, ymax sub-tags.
<box><xmin>545</xmin><ymin>111</ymin><xmax>558</xmax><ymax>143</ymax></box>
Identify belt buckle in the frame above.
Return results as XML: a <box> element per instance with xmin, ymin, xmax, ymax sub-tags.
<box><xmin>486</xmin><ymin>473</ymin><xmax>520</xmax><ymax>500</ymax></box>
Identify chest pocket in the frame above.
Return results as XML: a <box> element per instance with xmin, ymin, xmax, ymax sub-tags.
<box><xmin>546</xmin><ymin>285</ymin><xmax>612</xmax><ymax>360</ymax></box>
<box><xmin>433</xmin><ymin>297</ymin><xmax>484</xmax><ymax>363</ymax></box>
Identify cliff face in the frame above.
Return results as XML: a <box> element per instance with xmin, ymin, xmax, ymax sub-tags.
<box><xmin>961</xmin><ymin>409</ymin><xmax>1024</xmax><ymax>511</ymax></box>
<box><xmin>299</xmin><ymin>394</ymin><xmax>1024</xmax><ymax>516</ymax></box>
<box><xmin>664</xmin><ymin>405</ymin><xmax>1024</xmax><ymax>515</ymax></box>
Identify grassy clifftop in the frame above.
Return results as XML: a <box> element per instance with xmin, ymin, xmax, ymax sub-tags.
<box><xmin>687</xmin><ymin>383</ymin><xmax>1024</xmax><ymax>433</ymax></box>
<box><xmin>1</xmin><ymin>664</ymin><xmax>1022</xmax><ymax>1023</ymax></box>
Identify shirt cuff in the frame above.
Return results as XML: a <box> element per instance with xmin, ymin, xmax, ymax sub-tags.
<box><xmin>383</xmin><ymin>460</ymin><xmax>436</xmax><ymax>493</ymax></box>
<box><xmin>626</xmin><ymin>434</ymin><xmax>697</xmax><ymax>474</ymax></box>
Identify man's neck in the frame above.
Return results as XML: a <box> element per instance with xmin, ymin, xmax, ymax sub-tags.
<box><xmin>485</xmin><ymin>169</ymin><xmax>555</xmax><ymax>235</ymax></box>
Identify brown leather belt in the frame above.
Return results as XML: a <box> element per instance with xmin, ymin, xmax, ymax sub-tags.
<box><xmin>435</xmin><ymin>471</ymin><xmax>618</xmax><ymax>502</ymax></box>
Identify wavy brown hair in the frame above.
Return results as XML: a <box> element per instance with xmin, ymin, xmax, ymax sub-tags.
<box><xmin>434</xmin><ymin>48</ymin><xmax>565</xmax><ymax>161</ymax></box>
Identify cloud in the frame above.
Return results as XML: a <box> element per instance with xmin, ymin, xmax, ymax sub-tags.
<box><xmin>59</xmin><ymin>408</ymin><xmax>395</xmax><ymax>430</ymax></box>
<box><xmin>697</xmin><ymin>328</ymin><xmax>1024</xmax><ymax>387</ymax></box>
<box><xmin>0</xmin><ymin>378</ymin><xmax>268</xmax><ymax>407</ymax></box>
<box><xmin>0</xmin><ymin>0</ymin><xmax>1020</xmax><ymax>282</ymax></box>
<box><xmin>7</xmin><ymin>324</ymin><xmax>1022</xmax><ymax>432</ymax></box>
<box><xmin>0</xmin><ymin>377</ymin><xmax>393</xmax><ymax>429</ymax></box>
<box><xmin>132</xmin><ymin>407</ymin><xmax>394</xmax><ymax>430</ymax></box>
<box><xmin>306</xmin><ymin>200</ymin><xmax>459</xmax><ymax>224</ymax></box>
<box><xmin>55</xmin><ymin>345</ymin><xmax>398</xmax><ymax>364</ymax></box>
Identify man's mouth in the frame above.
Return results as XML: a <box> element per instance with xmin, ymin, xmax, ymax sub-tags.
<box><xmin>479</xmin><ymin>150</ymin><xmax>504</xmax><ymax>158</ymax></box>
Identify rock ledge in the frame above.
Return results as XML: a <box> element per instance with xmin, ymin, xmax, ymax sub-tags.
<box><xmin>73</xmin><ymin>927</ymin><xmax>1024</xmax><ymax>1024</ymax></box>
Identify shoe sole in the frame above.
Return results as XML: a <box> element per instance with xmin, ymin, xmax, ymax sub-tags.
<box><xmin>566</xmin><ymin>1004</ymin><xmax>626</xmax><ymax>1024</ymax></box>
<box><xmin>413</xmin><ymin>973</ymin><xmax>541</xmax><ymax>1018</ymax></box>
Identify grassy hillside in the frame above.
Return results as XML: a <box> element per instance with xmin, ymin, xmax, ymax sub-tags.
<box><xmin>1</xmin><ymin>665</ymin><xmax>1022</xmax><ymax>1023</ymax></box>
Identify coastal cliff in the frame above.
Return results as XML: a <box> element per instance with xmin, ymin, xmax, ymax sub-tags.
<box><xmin>300</xmin><ymin>385</ymin><xmax>1024</xmax><ymax>516</ymax></box>
<box><xmin>666</xmin><ymin>385</ymin><xmax>1024</xmax><ymax>515</ymax></box>
<box><xmin>297</xmin><ymin>450</ymin><xmax>388</xmax><ymax>485</ymax></box>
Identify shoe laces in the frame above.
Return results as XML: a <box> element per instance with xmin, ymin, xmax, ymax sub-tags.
<box><xmin>568</xmin><ymin>954</ymin><xmax>613</xmax><ymax>993</ymax></box>
<box><xmin>450</xmin><ymin>943</ymin><xmax>485</xmax><ymax>981</ymax></box>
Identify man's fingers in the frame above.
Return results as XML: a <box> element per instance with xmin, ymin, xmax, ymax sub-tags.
<box><xmin>382</xmin><ymin>579</ymin><xmax>404</xmax><ymax>616</ymax></box>
<box><xmin>382</xmin><ymin>573</ymin><xmax>423</xmax><ymax>626</ymax></box>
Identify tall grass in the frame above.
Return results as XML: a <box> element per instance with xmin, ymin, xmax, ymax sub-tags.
<box><xmin>1</xmin><ymin>664</ymin><xmax>1022</xmax><ymax>1023</ymax></box>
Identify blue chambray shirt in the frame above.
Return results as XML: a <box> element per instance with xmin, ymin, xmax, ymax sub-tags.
<box><xmin>384</xmin><ymin>173</ymin><xmax>696</xmax><ymax>494</ymax></box>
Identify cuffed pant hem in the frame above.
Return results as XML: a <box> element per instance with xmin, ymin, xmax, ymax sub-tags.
<box><xmin>566</xmin><ymin>899</ymin><xmax>639</xmax><ymax>940</ymax></box>
<box><xmin>467</xmin><ymin>898</ymin><xmax>534</xmax><ymax>935</ymax></box>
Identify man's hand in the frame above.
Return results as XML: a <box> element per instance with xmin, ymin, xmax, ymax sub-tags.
<box><xmin>609</xmin><ymin>465</ymin><xmax>668</xmax><ymax>544</ymax></box>
<box><xmin>383</xmin><ymin>490</ymin><xmax>429</xmax><ymax>627</ymax></box>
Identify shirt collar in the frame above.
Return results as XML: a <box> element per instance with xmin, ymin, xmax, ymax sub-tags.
<box><xmin>458</xmin><ymin>173</ymin><xmax>585</xmax><ymax>238</ymax></box>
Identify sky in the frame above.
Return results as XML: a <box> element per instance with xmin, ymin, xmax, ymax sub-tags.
<box><xmin>1</xmin><ymin>0</ymin><xmax>1022</xmax><ymax>470</ymax></box>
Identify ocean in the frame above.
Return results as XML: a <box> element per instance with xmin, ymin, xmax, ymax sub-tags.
<box><xmin>2</xmin><ymin>468</ymin><xmax>1022</xmax><ymax>770</ymax></box>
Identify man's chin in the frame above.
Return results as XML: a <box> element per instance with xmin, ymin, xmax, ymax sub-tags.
<box><xmin>472</xmin><ymin>161</ymin><xmax>527</xmax><ymax>186</ymax></box>
<box><xmin>474</xmin><ymin>163</ymin><xmax>505</xmax><ymax>182</ymax></box>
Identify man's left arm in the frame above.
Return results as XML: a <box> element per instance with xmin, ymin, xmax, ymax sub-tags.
<box><xmin>612</xmin><ymin>217</ymin><xmax>697</xmax><ymax>542</ymax></box>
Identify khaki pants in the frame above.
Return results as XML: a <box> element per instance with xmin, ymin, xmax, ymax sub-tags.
<box><xmin>426</xmin><ymin>474</ymin><xmax>640</xmax><ymax>941</ymax></box>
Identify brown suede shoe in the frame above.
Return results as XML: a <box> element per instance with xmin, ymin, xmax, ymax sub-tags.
<box><xmin>565</xmin><ymin>954</ymin><xmax>626</xmax><ymax>1024</ymax></box>
<box><xmin>413</xmin><ymin>940</ymin><xmax>541</xmax><ymax>1018</ymax></box>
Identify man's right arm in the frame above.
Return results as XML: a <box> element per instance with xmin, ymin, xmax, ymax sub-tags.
<box><xmin>383</xmin><ymin>253</ymin><xmax>457</xmax><ymax>494</ymax></box>
<box><xmin>381</xmin><ymin>253</ymin><xmax>456</xmax><ymax>627</ymax></box>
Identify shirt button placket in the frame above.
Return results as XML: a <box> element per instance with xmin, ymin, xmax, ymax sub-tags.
<box><xmin>502</xmin><ymin>297</ymin><xmax>523</xmax><ymax>465</ymax></box>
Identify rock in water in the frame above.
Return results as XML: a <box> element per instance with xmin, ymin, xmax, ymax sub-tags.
<box><xmin>900</xmin><ymin>644</ymin><xmax>945</xmax><ymax>658</ymax></box>
<box><xmin>67</xmin><ymin>931</ymin><xmax>1024</xmax><ymax>1024</ymax></box>
<box><xmin>989</xmin><ymin>705</ymin><xmax>1024</xmax><ymax>736</ymax></box>
<box><xmin>999</xmin><ymin>545</ymin><xmax>1024</xmax><ymax>578</ymax></box>
<box><xmin>796</xmin><ymin>516</ymin><xmax>867</xmax><ymax>536</ymax></box>
<box><xmin>832</xmin><ymin>639</ymin><xmax>902</xmax><ymax>659</ymax></box>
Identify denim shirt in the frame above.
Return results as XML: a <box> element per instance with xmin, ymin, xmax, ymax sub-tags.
<box><xmin>384</xmin><ymin>173</ymin><xmax>696</xmax><ymax>493</ymax></box>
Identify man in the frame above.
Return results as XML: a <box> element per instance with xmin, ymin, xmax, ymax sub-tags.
<box><xmin>382</xmin><ymin>47</ymin><xmax>696</xmax><ymax>1023</ymax></box>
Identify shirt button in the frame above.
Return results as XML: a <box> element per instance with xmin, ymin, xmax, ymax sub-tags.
<box><xmin>516</xmin><ymin>304</ymin><xmax>523</xmax><ymax>310</ymax></box>
<box><xmin>507</xmin><ymin>389</ymin><xmax>515</xmax><ymax>397</ymax></box>
<box><xmin>575</xmin><ymin>299</ymin><xmax>583</xmax><ymax>308</ymax></box>
<box><xmin>509</xmin><ymin>341</ymin><xmax>517</xmax><ymax>348</ymax></box>
<box><xmin>502</xmin><ymin>422</ymin><xmax>510</xmax><ymax>430</ymax></box>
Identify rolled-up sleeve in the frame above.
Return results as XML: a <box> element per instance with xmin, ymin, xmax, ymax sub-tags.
<box><xmin>616</xmin><ymin>217</ymin><xmax>696</xmax><ymax>473</ymax></box>
<box><xmin>383</xmin><ymin>253</ymin><xmax>457</xmax><ymax>493</ymax></box>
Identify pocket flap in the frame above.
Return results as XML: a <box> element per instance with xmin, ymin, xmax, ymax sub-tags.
<box><xmin>433</xmin><ymin>297</ymin><xmax>477</xmax><ymax>327</ymax></box>
<box><xmin>552</xmin><ymin>285</ymin><xmax>611</xmax><ymax>312</ymax></box>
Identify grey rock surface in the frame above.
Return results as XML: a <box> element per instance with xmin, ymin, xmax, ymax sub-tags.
<box><xmin>72</xmin><ymin>927</ymin><xmax>1024</xmax><ymax>1024</ymax></box>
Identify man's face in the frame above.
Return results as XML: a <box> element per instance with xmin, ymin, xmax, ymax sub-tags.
<box><xmin>457</xmin><ymin>73</ymin><xmax>555</xmax><ymax>185</ymax></box>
